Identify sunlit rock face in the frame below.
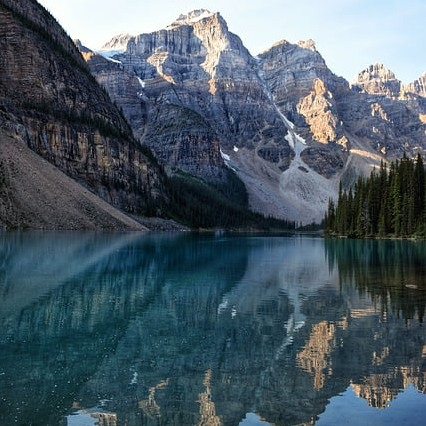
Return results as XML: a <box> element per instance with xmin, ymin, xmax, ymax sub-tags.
<box><xmin>260</xmin><ymin>45</ymin><xmax>426</xmax><ymax>179</ymax></box>
<box><xmin>407</xmin><ymin>72</ymin><xmax>426</xmax><ymax>103</ymax></box>
<box><xmin>88</xmin><ymin>10</ymin><xmax>290</xmax><ymax>186</ymax></box>
<box><xmin>82</xmin><ymin>9</ymin><xmax>426</xmax><ymax>223</ymax></box>
<box><xmin>258</xmin><ymin>39</ymin><xmax>348</xmax><ymax>128</ymax></box>
<box><xmin>354</xmin><ymin>63</ymin><xmax>402</xmax><ymax>98</ymax></box>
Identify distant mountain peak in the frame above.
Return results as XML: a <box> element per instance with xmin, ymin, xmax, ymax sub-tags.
<box><xmin>101</xmin><ymin>33</ymin><xmax>133</xmax><ymax>51</ymax></box>
<box><xmin>297</xmin><ymin>39</ymin><xmax>317</xmax><ymax>51</ymax></box>
<box><xmin>167</xmin><ymin>9</ymin><xmax>216</xmax><ymax>28</ymax></box>
<box><xmin>354</xmin><ymin>63</ymin><xmax>401</xmax><ymax>97</ymax></box>
<box><xmin>406</xmin><ymin>72</ymin><xmax>426</xmax><ymax>97</ymax></box>
<box><xmin>80</xmin><ymin>8</ymin><xmax>426</xmax><ymax>225</ymax></box>
<box><xmin>357</xmin><ymin>63</ymin><xmax>397</xmax><ymax>81</ymax></box>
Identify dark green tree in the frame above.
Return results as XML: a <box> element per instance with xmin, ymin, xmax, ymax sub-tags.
<box><xmin>324</xmin><ymin>154</ymin><xmax>425</xmax><ymax>238</ymax></box>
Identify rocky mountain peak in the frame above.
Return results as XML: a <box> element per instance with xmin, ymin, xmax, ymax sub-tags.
<box><xmin>406</xmin><ymin>72</ymin><xmax>426</xmax><ymax>97</ymax></box>
<box><xmin>258</xmin><ymin>37</ymin><xmax>347</xmax><ymax>114</ymax></box>
<box><xmin>101</xmin><ymin>33</ymin><xmax>133</xmax><ymax>51</ymax></box>
<box><xmin>268</xmin><ymin>39</ymin><xmax>290</xmax><ymax>50</ymax></box>
<box><xmin>357</xmin><ymin>63</ymin><xmax>397</xmax><ymax>82</ymax></box>
<box><xmin>297</xmin><ymin>39</ymin><xmax>317</xmax><ymax>51</ymax></box>
<box><xmin>259</xmin><ymin>38</ymin><xmax>327</xmax><ymax>71</ymax></box>
<box><xmin>168</xmin><ymin>9</ymin><xmax>216</xmax><ymax>28</ymax></box>
<box><xmin>354</xmin><ymin>63</ymin><xmax>401</xmax><ymax>97</ymax></box>
<box><xmin>81</xmin><ymin>10</ymin><xmax>426</xmax><ymax>225</ymax></box>
<box><xmin>74</xmin><ymin>39</ymin><xmax>96</xmax><ymax>61</ymax></box>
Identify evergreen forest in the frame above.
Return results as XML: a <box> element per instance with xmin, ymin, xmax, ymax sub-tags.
<box><xmin>324</xmin><ymin>154</ymin><xmax>426</xmax><ymax>238</ymax></box>
<box><xmin>167</xmin><ymin>169</ymin><xmax>296</xmax><ymax>230</ymax></box>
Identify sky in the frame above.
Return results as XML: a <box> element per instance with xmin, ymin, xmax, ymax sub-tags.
<box><xmin>37</xmin><ymin>0</ymin><xmax>426</xmax><ymax>83</ymax></box>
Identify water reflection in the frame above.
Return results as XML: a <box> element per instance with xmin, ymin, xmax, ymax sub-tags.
<box><xmin>325</xmin><ymin>238</ymin><xmax>426</xmax><ymax>321</ymax></box>
<box><xmin>0</xmin><ymin>232</ymin><xmax>425</xmax><ymax>425</ymax></box>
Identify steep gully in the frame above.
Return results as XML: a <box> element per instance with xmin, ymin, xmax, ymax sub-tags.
<box><xmin>218</xmin><ymin>61</ymin><xmax>337</xmax><ymax>224</ymax></box>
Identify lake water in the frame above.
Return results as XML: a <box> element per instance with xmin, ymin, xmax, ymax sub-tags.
<box><xmin>0</xmin><ymin>231</ymin><xmax>425</xmax><ymax>426</ymax></box>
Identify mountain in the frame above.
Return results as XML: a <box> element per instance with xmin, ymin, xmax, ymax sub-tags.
<box><xmin>0</xmin><ymin>0</ymin><xmax>166</xmax><ymax>229</ymax></box>
<box><xmin>0</xmin><ymin>130</ymin><xmax>147</xmax><ymax>230</ymax></box>
<box><xmin>83</xmin><ymin>10</ymin><xmax>426</xmax><ymax>224</ymax></box>
<box><xmin>2</xmin><ymin>3</ymin><xmax>423</xmax><ymax>228</ymax></box>
<box><xmin>407</xmin><ymin>72</ymin><xmax>426</xmax><ymax>98</ymax></box>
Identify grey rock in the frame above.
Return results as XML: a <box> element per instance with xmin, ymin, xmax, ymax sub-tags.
<box><xmin>354</xmin><ymin>63</ymin><xmax>402</xmax><ymax>98</ymax></box>
<box><xmin>0</xmin><ymin>0</ymin><xmax>166</xmax><ymax>226</ymax></box>
<box><xmin>82</xmin><ymin>10</ymin><xmax>426</xmax><ymax>223</ymax></box>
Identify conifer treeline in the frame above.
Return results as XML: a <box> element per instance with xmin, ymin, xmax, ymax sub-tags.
<box><xmin>324</xmin><ymin>154</ymin><xmax>426</xmax><ymax>238</ymax></box>
<box><xmin>167</xmin><ymin>170</ymin><xmax>297</xmax><ymax>230</ymax></box>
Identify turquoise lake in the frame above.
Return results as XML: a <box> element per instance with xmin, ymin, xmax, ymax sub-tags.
<box><xmin>0</xmin><ymin>231</ymin><xmax>425</xmax><ymax>425</ymax></box>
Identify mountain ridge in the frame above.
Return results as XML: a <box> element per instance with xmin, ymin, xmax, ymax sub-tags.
<box><xmin>0</xmin><ymin>0</ymin><xmax>168</xmax><ymax>229</ymax></box>
<box><xmin>1</xmin><ymin>4</ymin><xmax>424</xmax><ymax>227</ymax></box>
<box><xmin>81</xmin><ymin>10</ymin><xmax>426</xmax><ymax>223</ymax></box>
<box><xmin>98</xmin><ymin>10</ymin><xmax>425</xmax><ymax>87</ymax></box>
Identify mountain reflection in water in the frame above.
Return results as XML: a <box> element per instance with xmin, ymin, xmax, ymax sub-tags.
<box><xmin>0</xmin><ymin>232</ymin><xmax>425</xmax><ymax>425</ymax></box>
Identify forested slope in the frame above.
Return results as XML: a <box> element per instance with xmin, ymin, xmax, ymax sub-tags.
<box><xmin>325</xmin><ymin>154</ymin><xmax>426</xmax><ymax>238</ymax></box>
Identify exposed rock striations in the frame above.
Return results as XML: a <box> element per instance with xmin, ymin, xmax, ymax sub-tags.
<box><xmin>89</xmin><ymin>10</ymin><xmax>291</xmax><ymax>185</ymax></box>
<box><xmin>83</xmin><ymin>10</ymin><xmax>426</xmax><ymax>223</ymax></box>
<box><xmin>0</xmin><ymin>131</ymin><xmax>147</xmax><ymax>230</ymax></box>
<box><xmin>0</xmin><ymin>0</ymin><xmax>166</xmax><ymax>228</ymax></box>
<box><xmin>354</xmin><ymin>63</ymin><xmax>402</xmax><ymax>98</ymax></box>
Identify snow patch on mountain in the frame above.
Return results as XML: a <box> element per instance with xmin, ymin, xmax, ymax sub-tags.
<box><xmin>168</xmin><ymin>9</ymin><xmax>215</xmax><ymax>28</ymax></box>
<box><xmin>255</xmin><ymin>74</ymin><xmax>335</xmax><ymax>224</ymax></box>
<box><xmin>96</xmin><ymin>49</ymin><xmax>126</xmax><ymax>61</ymax></box>
<box><xmin>97</xmin><ymin>34</ymin><xmax>132</xmax><ymax>59</ymax></box>
<box><xmin>220</xmin><ymin>149</ymin><xmax>230</xmax><ymax>162</ymax></box>
<box><xmin>136</xmin><ymin>77</ymin><xmax>145</xmax><ymax>89</ymax></box>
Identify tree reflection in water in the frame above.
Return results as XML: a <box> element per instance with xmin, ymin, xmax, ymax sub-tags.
<box><xmin>0</xmin><ymin>232</ymin><xmax>425</xmax><ymax>425</ymax></box>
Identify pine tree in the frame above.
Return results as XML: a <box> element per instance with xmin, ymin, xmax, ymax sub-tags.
<box><xmin>390</xmin><ymin>160</ymin><xmax>402</xmax><ymax>236</ymax></box>
<box><xmin>413</xmin><ymin>154</ymin><xmax>425</xmax><ymax>233</ymax></box>
<box><xmin>325</xmin><ymin>154</ymin><xmax>425</xmax><ymax>238</ymax></box>
<box><xmin>325</xmin><ymin>198</ymin><xmax>336</xmax><ymax>234</ymax></box>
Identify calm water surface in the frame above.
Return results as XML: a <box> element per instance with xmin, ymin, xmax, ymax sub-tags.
<box><xmin>0</xmin><ymin>231</ymin><xmax>425</xmax><ymax>426</ymax></box>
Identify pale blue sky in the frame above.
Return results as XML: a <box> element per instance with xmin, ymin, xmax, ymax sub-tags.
<box><xmin>38</xmin><ymin>0</ymin><xmax>425</xmax><ymax>83</ymax></box>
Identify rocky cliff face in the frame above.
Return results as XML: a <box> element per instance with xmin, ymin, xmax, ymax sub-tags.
<box><xmin>0</xmin><ymin>0</ymin><xmax>165</xmax><ymax>228</ymax></box>
<box><xmin>336</xmin><ymin>64</ymin><xmax>426</xmax><ymax>179</ymax></box>
<box><xmin>0</xmin><ymin>130</ymin><xmax>147</xmax><ymax>230</ymax></box>
<box><xmin>407</xmin><ymin>73</ymin><xmax>426</xmax><ymax>98</ymax></box>
<box><xmin>260</xmin><ymin>46</ymin><xmax>426</xmax><ymax>181</ymax></box>
<box><xmin>90</xmin><ymin>10</ymin><xmax>291</xmax><ymax>185</ymax></box>
<box><xmin>84</xmin><ymin>9</ymin><xmax>426</xmax><ymax>224</ymax></box>
<box><xmin>82</xmin><ymin>45</ymin><xmax>227</xmax><ymax>182</ymax></box>
<box><xmin>354</xmin><ymin>63</ymin><xmax>402</xmax><ymax>97</ymax></box>
<box><xmin>352</xmin><ymin>66</ymin><xmax>426</xmax><ymax>133</ymax></box>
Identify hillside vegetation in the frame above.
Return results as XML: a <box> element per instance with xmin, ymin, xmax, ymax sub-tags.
<box><xmin>325</xmin><ymin>154</ymin><xmax>426</xmax><ymax>238</ymax></box>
